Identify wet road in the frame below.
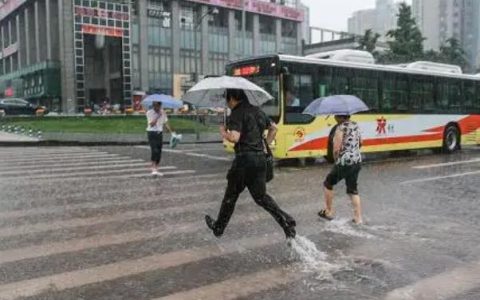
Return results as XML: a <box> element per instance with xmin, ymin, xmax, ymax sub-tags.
<box><xmin>0</xmin><ymin>144</ymin><xmax>479</xmax><ymax>300</ymax></box>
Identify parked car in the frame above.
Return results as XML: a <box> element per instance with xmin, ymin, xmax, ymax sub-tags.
<box><xmin>0</xmin><ymin>98</ymin><xmax>48</xmax><ymax>115</ymax></box>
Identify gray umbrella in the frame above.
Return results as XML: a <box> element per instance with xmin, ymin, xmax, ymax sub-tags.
<box><xmin>303</xmin><ymin>95</ymin><xmax>369</xmax><ymax>116</ymax></box>
<box><xmin>181</xmin><ymin>76</ymin><xmax>273</xmax><ymax>107</ymax></box>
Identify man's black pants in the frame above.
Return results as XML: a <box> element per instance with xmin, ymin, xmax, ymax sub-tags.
<box><xmin>214</xmin><ymin>152</ymin><xmax>295</xmax><ymax>235</ymax></box>
<box><xmin>147</xmin><ymin>131</ymin><xmax>163</xmax><ymax>164</ymax></box>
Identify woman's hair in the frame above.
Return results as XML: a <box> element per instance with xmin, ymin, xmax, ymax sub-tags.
<box><xmin>225</xmin><ymin>89</ymin><xmax>248</xmax><ymax>103</ymax></box>
<box><xmin>335</xmin><ymin>115</ymin><xmax>350</xmax><ymax>120</ymax></box>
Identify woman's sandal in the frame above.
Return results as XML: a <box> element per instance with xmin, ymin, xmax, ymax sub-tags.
<box><xmin>318</xmin><ymin>209</ymin><xmax>334</xmax><ymax>221</ymax></box>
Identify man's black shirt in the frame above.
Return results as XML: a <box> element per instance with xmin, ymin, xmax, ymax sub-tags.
<box><xmin>227</xmin><ymin>101</ymin><xmax>270</xmax><ymax>154</ymax></box>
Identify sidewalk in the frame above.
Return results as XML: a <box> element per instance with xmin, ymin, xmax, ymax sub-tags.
<box><xmin>0</xmin><ymin>131</ymin><xmax>40</xmax><ymax>143</ymax></box>
<box><xmin>0</xmin><ymin>131</ymin><xmax>221</xmax><ymax>146</ymax></box>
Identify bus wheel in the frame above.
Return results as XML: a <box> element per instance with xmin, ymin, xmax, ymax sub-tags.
<box><xmin>305</xmin><ymin>157</ymin><xmax>317</xmax><ymax>165</ymax></box>
<box><xmin>442</xmin><ymin>125</ymin><xmax>460</xmax><ymax>154</ymax></box>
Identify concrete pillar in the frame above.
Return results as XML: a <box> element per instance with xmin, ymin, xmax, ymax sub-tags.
<box><xmin>58</xmin><ymin>0</ymin><xmax>76</xmax><ymax>113</ymax></box>
<box><xmin>1</xmin><ymin>26</ymin><xmax>4</xmax><ymax>74</ymax></box>
<box><xmin>200</xmin><ymin>5</ymin><xmax>209</xmax><ymax>76</ymax></box>
<box><xmin>228</xmin><ymin>10</ymin><xmax>236</xmax><ymax>61</ymax></box>
<box><xmin>24</xmin><ymin>7</ymin><xmax>30</xmax><ymax>66</ymax></box>
<box><xmin>8</xmin><ymin>20</ymin><xmax>13</xmax><ymax>71</ymax></box>
<box><xmin>15</xmin><ymin>14</ymin><xmax>21</xmax><ymax>68</ymax></box>
<box><xmin>275</xmin><ymin>19</ymin><xmax>282</xmax><ymax>54</ymax></box>
<box><xmin>138</xmin><ymin>0</ymin><xmax>149</xmax><ymax>91</ymax></box>
<box><xmin>104</xmin><ymin>45</ymin><xmax>111</xmax><ymax>99</ymax></box>
<box><xmin>37</xmin><ymin>0</ymin><xmax>47</xmax><ymax>61</ymax></box>
<box><xmin>296</xmin><ymin>22</ymin><xmax>302</xmax><ymax>55</ymax></box>
<box><xmin>50</xmin><ymin>0</ymin><xmax>59</xmax><ymax>60</ymax></box>
<box><xmin>46</xmin><ymin>0</ymin><xmax>52</xmax><ymax>59</ymax></box>
<box><xmin>253</xmin><ymin>14</ymin><xmax>260</xmax><ymax>55</ymax></box>
<box><xmin>34</xmin><ymin>0</ymin><xmax>40</xmax><ymax>63</ymax></box>
<box><xmin>171</xmin><ymin>0</ymin><xmax>180</xmax><ymax>74</ymax></box>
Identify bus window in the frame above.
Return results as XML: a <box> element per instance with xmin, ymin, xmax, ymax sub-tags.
<box><xmin>437</xmin><ymin>78</ymin><xmax>463</xmax><ymax>113</ymax></box>
<box><xmin>283</xmin><ymin>73</ymin><xmax>314</xmax><ymax>124</ymax></box>
<box><xmin>475</xmin><ymin>83</ymin><xmax>480</xmax><ymax>113</ymax></box>
<box><xmin>382</xmin><ymin>72</ymin><xmax>409</xmax><ymax>113</ymax></box>
<box><xmin>351</xmin><ymin>69</ymin><xmax>379</xmax><ymax>111</ymax></box>
<box><xmin>332</xmin><ymin>67</ymin><xmax>350</xmax><ymax>94</ymax></box>
<box><xmin>464</xmin><ymin>81</ymin><xmax>475</xmax><ymax>112</ymax></box>
<box><xmin>411</xmin><ymin>76</ymin><xmax>434</xmax><ymax>112</ymax></box>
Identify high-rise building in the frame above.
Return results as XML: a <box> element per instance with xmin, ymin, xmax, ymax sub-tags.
<box><xmin>348</xmin><ymin>0</ymin><xmax>397</xmax><ymax>40</ymax></box>
<box><xmin>413</xmin><ymin>0</ymin><xmax>480</xmax><ymax>68</ymax></box>
<box><xmin>348</xmin><ymin>9</ymin><xmax>376</xmax><ymax>36</ymax></box>
<box><xmin>0</xmin><ymin>0</ymin><xmax>306</xmax><ymax>113</ymax></box>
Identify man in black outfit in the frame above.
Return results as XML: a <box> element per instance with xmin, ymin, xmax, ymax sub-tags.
<box><xmin>205</xmin><ymin>89</ymin><xmax>296</xmax><ymax>240</ymax></box>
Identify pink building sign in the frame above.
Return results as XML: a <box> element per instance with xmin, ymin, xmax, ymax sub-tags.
<box><xmin>187</xmin><ymin>0</ymin><xmax>304</xmax><ymax>22</ymax></box>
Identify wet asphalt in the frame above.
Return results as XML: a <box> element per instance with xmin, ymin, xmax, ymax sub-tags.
<box><xmin>0</xmin><ymin>144</ymin><xmax>479</xmax><ymax>300</ymax></box>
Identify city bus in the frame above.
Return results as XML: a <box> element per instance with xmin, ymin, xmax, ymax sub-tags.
<box><xmin>224</xmin><ymin>50</ymin><xmax>480</xmax><ymax>162</ymax></box>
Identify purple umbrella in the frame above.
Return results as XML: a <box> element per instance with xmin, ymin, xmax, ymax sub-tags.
<box><xmin>303</xmin><ymin>95</ymin><xmax>369</xmax><ymax>116</ymax></box>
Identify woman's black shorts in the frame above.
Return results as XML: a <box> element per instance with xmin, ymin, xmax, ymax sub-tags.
<box><xmin>324</xmin><ymin>164</ymin><xmax>361</xmax><ymax>195</ymax></box>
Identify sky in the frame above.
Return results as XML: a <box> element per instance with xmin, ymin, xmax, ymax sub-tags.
<box><xmin>302</xmin><ymin>0</ymin><xmax>412</xmax><ymax>32</ymax></box>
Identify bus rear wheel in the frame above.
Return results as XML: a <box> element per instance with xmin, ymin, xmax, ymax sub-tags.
<box><xmin>442</xmin><ymin>125</ymin><xmax>460</xmax><ymax>154</ymax></box>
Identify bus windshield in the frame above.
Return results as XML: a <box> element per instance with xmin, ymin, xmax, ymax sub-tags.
<box><xmin>243</xmin><ymin>74</ymin><xmax>280</xmax><ymax>118</ymax></box>
<box><xmin>226</xmin><ymin>59</ymin><xmax>280</xmax><ymax>120</ymax></box>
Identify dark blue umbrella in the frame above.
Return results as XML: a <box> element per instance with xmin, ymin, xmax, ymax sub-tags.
<box><xmin>141</xmin><ymin>94</ymin><xmax>183</xmax><ymax>109</ymax></box>
<box><xmin>303</xmin><ymin>95</ymin><xmax>369</xmax><ymax>116</ymax></box>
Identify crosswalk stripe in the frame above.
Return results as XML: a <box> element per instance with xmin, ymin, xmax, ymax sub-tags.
<box><xmin>385</xmin><ymin>260</ymin><xmax>480</xmax><ymax>300</ymax></box>
<box><xmin>0</xmin><ymin>158</ymin><xmax>146</xmax><ymax>171</ymax></box>
<box><xmin>0</xmin><ymin>166</ymin><xmax>177</xmax><ymax>181</ymax></box>
<box><xmin>0</xmin><ymin>178</ymin><xmax>225</xmax><ymax>207</ymax></box>
<box><xmin>0</xmin><ymin>162</ymin><xmax>152</xmax><ymax>176</ymax></box>
<box><xmin>0</xmin><ymin>153</ymin><xmax>121</xmax><ymax>164</ymax></box>
<box><xmin>0</xmin><ymin>198</ymin><xmax>315</xmax><ymax>264</ymax></box>
<box><xmin>0</xmin><ymin>148</ymin><xmax>86</xmax><ymax>154</ymax></box>
<box><xmin>154</xmin><ymin>265</ymin><xmax>305</xmax><ymax>300</ymax></box>
<box><xmin>0</xmin><ymin>226</ymin><xmax>319</xmax><ymax>300</ymax></box>
<box><xmin>412</xmin><ymin>158</ymin><xmax>480</xmax><ymax>169</ymax></box>
<box><xmin>0</xmin><ymin>190</ymin><xmax>312</xmax><ymax>239</ymax></box>
<box><xmin>0</xmin><ymin>168</ymin><xmax>203</xmax><ymax>184</ymax></box>
<box><xmin>0</xmin><ymin>151</ymin><xmax>111</xmax><ymax>159</ymax></box>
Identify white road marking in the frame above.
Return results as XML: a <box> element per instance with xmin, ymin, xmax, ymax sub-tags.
<box><xmin>155</xmin><ymin>265</ymin><xmax>305</xmax><ymax>300</ymax></box>
<box><xmin>0</xmin><ymin>198</ymin><xmax>315</xmax><ymax>264</ymax></box>
<box><xmin>0</xmin><ymin>158</ymin><xmax>145</xmax><ymax>171</ymax></box>
<box><xmin>0</xmin><ymin>166</ymin><xmax>176</xmax><ymax>181</ymax></box>
<box><xmin>400</xmin><ymin>170</ymin><xmax>480</xmax><ymax>184</ymax></box>
<box><xmin>0</xmin><ymin>153</ymin><xmax>121</xmax><ymax>164</ymax></box>
<box><xmin>0</xmin><ymin>162</ymin><xmax>151</xmax><ymax>176</ymax></box>
<box><xmin>412</xmin><ymin>158</ymin><xmax>480</xmax><ymax>169</ymax></box>
<box><xmin>0</xmin><ymin>169</ymin><xmax>205</xmax><ymax>184</ymax></box>
<box><xmin>0</xmin><ymin>226</ymin><xmax>320</xmax><ymax>300</ymax></box>
<box><xmin>385</xmin><ymin>260</ymin><xmax>480</xmax><ymax>300</ymax></box>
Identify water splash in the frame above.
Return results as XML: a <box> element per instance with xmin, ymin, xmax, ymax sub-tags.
<box><xmin>324</xmin><ymin>218</ymin><xmax>376</xmax><ymax>239</ymax></box>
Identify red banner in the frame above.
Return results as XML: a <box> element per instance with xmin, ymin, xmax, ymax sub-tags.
<box><xmin>186</xmin><ymin>0</ymin><xmax>304</xmax><ymax>22</ymax></box>
<box><xmin>82</xmin><ymin>25</ymin><xmax>124</xmax><ymax>37</ymax></box>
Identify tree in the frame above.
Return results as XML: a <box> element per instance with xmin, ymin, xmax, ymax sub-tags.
<box><xmin>382</xmin><ymin>3</ymin><xmax>425</xmax><ymax>63</ymax></box>
<box><xmin>357</xmin><ymin>29</ymin><xmax>381</xmax><ymax>55</ymax></box>
<box><xmin>439</xmin><ymin>38</ymin><xmax>468</xmax><ymax>69</ymax></box>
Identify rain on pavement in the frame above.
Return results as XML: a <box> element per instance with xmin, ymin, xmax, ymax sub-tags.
<box><xmin>0</xmin><ymin>144</ymin><xmax>479</xmax><ymax>300</ymax></box>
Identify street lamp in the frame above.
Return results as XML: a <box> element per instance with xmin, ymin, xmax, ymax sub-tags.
<box><xmin>192</xmin><ymin>6</ymin><xmax>219</xmax><ymax>83</ymax></box>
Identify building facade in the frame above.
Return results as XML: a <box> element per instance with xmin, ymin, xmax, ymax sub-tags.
<box><xmin>413</xmin><ymin>0</ymin><xmax>480</xmax><ymax>69</ymax></box>
<box><xmin>347</xmin><ymin>0</ymin><xmax>397</xmax><ymax>41</ymax></box>
<box><xmin>0</xmin><ymin>0</ymin><xmax>305</xmax><ymax>113</ymax></box>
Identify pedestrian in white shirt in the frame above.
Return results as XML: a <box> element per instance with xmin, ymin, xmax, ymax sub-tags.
<box><xmin>146</xmin><ymin>101</ymin><xmax>172</xmax><ymax>176</ymax></box>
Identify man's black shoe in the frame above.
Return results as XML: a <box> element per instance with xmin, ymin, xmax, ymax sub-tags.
<box><xmin>285</xmin><ymin>225</ymin><xmax>296</xmax><ymax>239</ymax></box>
<box><xmin>205</xmin><ymin>215</ymin><xmax>223</xmax><ymax>237</ymax></box>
